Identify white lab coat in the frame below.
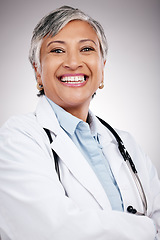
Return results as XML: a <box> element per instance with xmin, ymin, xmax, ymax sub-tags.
<box><xmin>0</xmin><ymin>96</ymin><xmax>160</xmax><ymax>240</ymax></box>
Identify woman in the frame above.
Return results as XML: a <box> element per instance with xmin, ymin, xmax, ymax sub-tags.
<box><xmin>0</xmin><ymin>6</ymin><xmax>159</xmax><ymax>240</ymax></box>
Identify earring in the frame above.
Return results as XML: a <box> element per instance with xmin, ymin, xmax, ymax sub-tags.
<box><xmin>37</xmin><ymin>83</ymin><xmax>44</xmax><ymax>91</ymax></box>
<box><xmin>99</xmin><ymin>81</ymin><xmax>104</xmax><ymax>89</ymax></box>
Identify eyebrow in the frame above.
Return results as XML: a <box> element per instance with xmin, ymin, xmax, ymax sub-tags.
<box><xmin>47</xmin><ymin>39</ymin><xmax>97</xmax><ymax>48</ymax></box>
<box><xmin>47</xmin><ymin>40</ymin><xmax>65</xmax><ymax>47</ymax></box>
<box><xmin>79</xmin><ymin>39</ymin><xmax>97</xmax><ymax>46</ymax></box>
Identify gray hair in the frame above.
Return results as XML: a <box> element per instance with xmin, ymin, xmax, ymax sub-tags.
<box><xmin>29</xmin><ymin>5</ymin><xmax>108</xmax><ymax>70</ymax></box>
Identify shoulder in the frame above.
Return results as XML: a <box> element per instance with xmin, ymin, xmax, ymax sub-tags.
<box><xmin>116</xmin><ymin>128</ymin><xmax>140</xmax><ymax>151</ymax></box>
<box><xmin>1</xmin><ymin>112</ymin><xmax>38</xmax><ymax>133</ymax></box>
<box><xmin>0</xmin><ymin>112</ymin><xmax>54</xmax><ymax>168</ymax></box>
<box><xmin>115</xmin><ymin>128</ymin><xmax>151</xmax><ymax>172</ymax></box>
<box><xmin>0</xmin><ymin>112</ymin><xmax>47</xmax><ymax>146</ymax></box>
<box><xmin>96</xmin><ymin>115</ymin><xmax>146</xmax><ymax>164</ymax></box>
<box><xmin>94</xmin><ymin>114</ymin><xmax>137</xmax><ymax>147</ymax></box>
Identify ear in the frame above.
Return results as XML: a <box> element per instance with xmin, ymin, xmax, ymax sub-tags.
<box><xmin>33</xmin><ymin>63</ymin><xmax>42</xmax><ymax>84</ymax></box>
<box><xmin>101</xmin><ymin>60</ymin><xmax>106</xmax><ymax>82</ymax></box>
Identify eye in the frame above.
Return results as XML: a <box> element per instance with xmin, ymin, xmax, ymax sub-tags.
<box><xmin>50</xmin><ymin>48</ymin><xmax>65</xmax><ymax>53</ymax></box>
<box><xmin>81</xmin><ymin>47</ymin><xmax>95</xmax><ymax>52</ymax></box>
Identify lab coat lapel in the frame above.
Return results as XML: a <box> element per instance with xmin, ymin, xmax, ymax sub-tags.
<box><xmin>100</xmin><ymin>132</ymin><xmax>144</xmax><ymax>213</ymax></box>
<box><xmin>36</xmin><ymin>97</ymin><xmax>111</xmax><ymax>210</ymax></box>
<box><xmin>50</xmin><ymin>130</ymin><xmax>111</xmax><ymax>210</ymax></box>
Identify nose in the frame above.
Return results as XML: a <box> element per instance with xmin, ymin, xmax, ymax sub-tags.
<box><xmin>63</xmin><ymin>51</ymin><xmax>83</xmax><ymax>70</ymax></box>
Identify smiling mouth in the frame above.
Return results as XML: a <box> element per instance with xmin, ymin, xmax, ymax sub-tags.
<box><xmin>59</xmin><ymin>75</ymin><xmax>88</xmax><ymax>84</ymax></box>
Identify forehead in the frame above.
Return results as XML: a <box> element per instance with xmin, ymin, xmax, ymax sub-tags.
<box><xmin>57</xmin><ymin>20</ymin><xmax>97</xmax><ymax>37</ymax></box>
<box><xmin>42</xmin><ymin>20</ymin><xmax>99</xmax><ymax>46</ymax></box>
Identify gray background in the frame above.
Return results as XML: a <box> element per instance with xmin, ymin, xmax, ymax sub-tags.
<box><xmin>0</xmin><ymin>0</ymin><xmax>160</xmax><ymax>176</ymax></box>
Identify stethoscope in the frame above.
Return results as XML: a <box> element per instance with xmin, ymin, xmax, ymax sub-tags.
<box><xmin>44</xmin><ymin>116</ymin><xmax>147</xmax><ymax>216</ymax></box>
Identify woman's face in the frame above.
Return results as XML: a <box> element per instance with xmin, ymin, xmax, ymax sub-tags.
<box><xmin>36</xmin><ymin>20</ymin><xmax>106</xmax><ymax>113</ymax></box>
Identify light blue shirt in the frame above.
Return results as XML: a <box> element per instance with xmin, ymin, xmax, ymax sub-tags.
<box><xmin>46</xmin><ymin>97</ymin><xmax>123</xmax><ymax>211</ymax></box>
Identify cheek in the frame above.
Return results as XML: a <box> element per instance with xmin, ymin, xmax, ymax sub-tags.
<box><xmin>92</xmin><ymin>61</ymin><xmax>104</xmax><ymax>82</ymax></box>
<box><xmin>89</xmin><ymin>56</ymin><xmax>103</xmax><ymax>73</ymax></box>
<box><xmin>40</xmin><ymin>61</ymin><xmax>54</xmax><ymax>83</ymax></box>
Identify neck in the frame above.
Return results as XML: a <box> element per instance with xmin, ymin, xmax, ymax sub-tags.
<box><xmin>63</xmin><ymin>102</ymin><xmax>90</xmax><ymax>122</ymax></box>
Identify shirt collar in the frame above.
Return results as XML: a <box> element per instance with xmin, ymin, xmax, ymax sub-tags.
<box><xmin>46</xmin><ymin>97</ymin><xmax>81</xmax><ymax>135</ymax></box>
<box><xmin>45</xmin><ymin>97</ymin><xmax>98</xmax><ymax>138</ymax></box>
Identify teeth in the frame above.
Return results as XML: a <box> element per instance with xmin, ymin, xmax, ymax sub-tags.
<box><xmin>61</xmin><ymin>76</ymin><xmax>85</xmax><ymax>83</ymax></box>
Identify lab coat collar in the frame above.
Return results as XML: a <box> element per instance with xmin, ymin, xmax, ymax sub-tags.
<box><xmin>88</xmin><ymin>110</ymin><xmax>116</xmax><ymax>145</ymax></box>
<box><xmin>35</xmin><ymin>96</ymin><xmax>61</xmax><ymax>135</ymax></box>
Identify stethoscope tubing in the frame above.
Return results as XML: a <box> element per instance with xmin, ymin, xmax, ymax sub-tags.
<box><xmin>44</xmin><ymin>116</ymin><xmax>147</xmax><ymax>216</ymax></box>
<box><xmin>125</xmin><ymin>160</ymin><xmax>147</xmax><ymax>215</ymax></box>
